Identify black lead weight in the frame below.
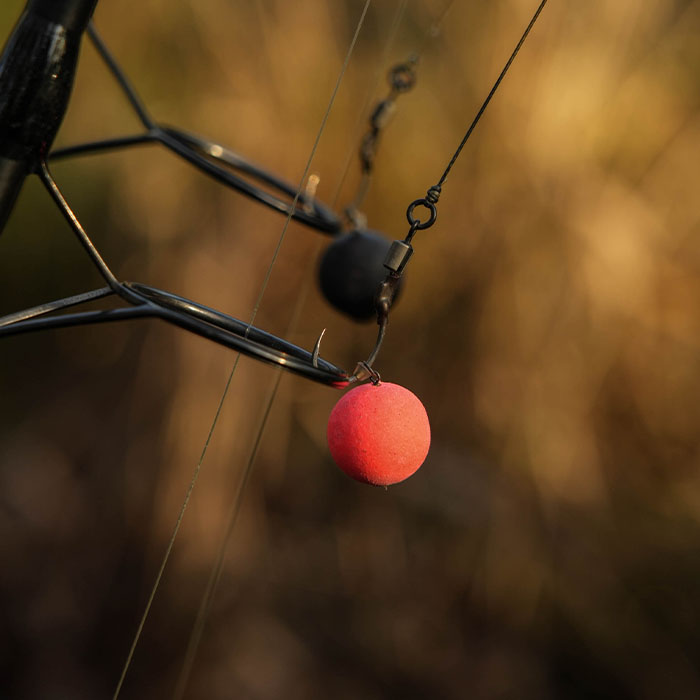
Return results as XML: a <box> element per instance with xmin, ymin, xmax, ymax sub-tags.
<box><xmin>318</xmin><ymin>229</ymin><xmax>403</xmax><ymax>322</ymax></box>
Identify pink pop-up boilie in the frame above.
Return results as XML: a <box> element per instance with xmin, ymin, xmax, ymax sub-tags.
<box><xmin>327</xmin><ymin>382</ymin><xmax>430</xmax><ymax>486</ymax></box>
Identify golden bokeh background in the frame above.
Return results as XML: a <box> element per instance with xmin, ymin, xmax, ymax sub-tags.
<box><xmin>2</xmin><ymin>0</ymin><xmax>700</xmax><ymax>697</ymax></box>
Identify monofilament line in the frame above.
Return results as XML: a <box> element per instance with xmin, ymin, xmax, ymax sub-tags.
<box><xmin>435</xmin><ymin>0</ymin><xmax>549</xmax><ymax>188</ymax></box>
<box><xmin>112</xmin><ymin>3</ymin><xmax>372</xmax><ymax>698</ymax></box>
<box><xmin>171</xmin><ymin>370</ymin><xmax>283</xmax><ymax>700</ymax></box>
<box><xmin>244</xmin><ymin>0</ymin><xmax>373</xmax><ymax>336</ymax></box>
<box><xmin>171</xmin><ymin>5</ymin><xmax>411</xmax><ymax>694</ymax></box>
<box><xmin>112</xmin><ymin>355</ymin><xmax>243</xmax><ymax>700</ymax></box>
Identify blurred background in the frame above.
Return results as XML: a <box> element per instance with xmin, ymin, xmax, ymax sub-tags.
<box><xmin>2</xmin><ymin>0</ymin><xmax>700</xmax><ymax>697</ymax></box>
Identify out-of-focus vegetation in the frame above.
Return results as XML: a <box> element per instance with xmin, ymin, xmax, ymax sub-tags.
<box><xmin>2</xmin><ymin>0</ymin><xmax>700</xmax><ymax>697</ymax></box>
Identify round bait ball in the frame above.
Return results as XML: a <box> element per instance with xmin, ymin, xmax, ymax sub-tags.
<box><xmin>327</xmin><ymin>382</ymin><xmax>430</xmax><ymax>486</ymax></box>
<box><xmin>318</xmin><ymin>229</ymin><xmax>403</xmax><ymax>321</ymax></box>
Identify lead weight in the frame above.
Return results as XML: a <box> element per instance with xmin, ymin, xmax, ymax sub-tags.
<box><xmin>319</xmin><ymin>229</ymin><xmax>403</xmax><ymax>321</ymax></box>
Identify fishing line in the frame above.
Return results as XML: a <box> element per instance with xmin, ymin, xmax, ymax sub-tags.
<box><xmin>243</xmin><ymin>0</ymin><xmax>373</xmax><ymax>336</ymax></box>
<box><xmin>435</xmin><ymin>0</ymin><xmax>549</xmax><ymax>188</ymax></box>
<box><xmin>112</xmin><ymin>354</ymin><xmax>243</xmax><ymax>700</ymax></box>
<box><xmin>171</xmin><ymin>368</ymin><xmax>284</xmax><ymax>700</ymax></box>
<box><xmin>170</xmin><ymin>6</ymin><xmax>426</xmax><ymax>694</ymax></box>
<box><xmin>112</xmin><ymin>2</ymin><xmax>372</xmax><ymax>697</ymax></box>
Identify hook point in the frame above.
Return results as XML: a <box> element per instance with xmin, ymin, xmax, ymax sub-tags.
<box><xmin>312</xmin><ymin>328</ymin><xmax>326</xmax><ymax>368</ymax></box>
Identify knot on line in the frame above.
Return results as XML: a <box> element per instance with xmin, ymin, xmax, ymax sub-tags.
<box><xmin>425</xmin><ymin>185</ymin><xmax>441</xmax><ymax>205</ymax></box>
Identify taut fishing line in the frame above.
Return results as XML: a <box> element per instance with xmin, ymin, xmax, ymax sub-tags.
<box><xmin>112</xmin><ymin>2</ymin><xmax>373</xmax><ymax>697</ymax></box>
